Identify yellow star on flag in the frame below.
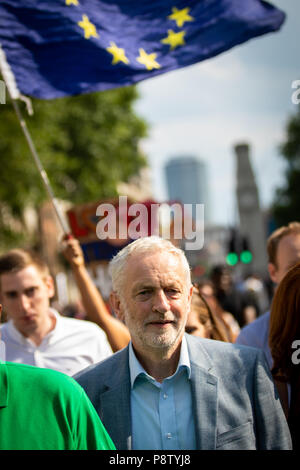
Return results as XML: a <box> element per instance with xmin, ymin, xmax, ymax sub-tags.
<box><xmin>167</xmin><ymin>7</ymin><xmax>194</xmax><ymax>27</ymax></box>
<box><xmin>78</xmin><ymin>15</ymin><xmax>99</xmax><ymax>39</ymax></box>
<box><xmin>66</xmin><ymin>0</ymin><xmax>79</xmax><ymax>5</ymax></box>
<box><xmin>136</xmin><ymin>49</ymin><xmax>161</xmax><ymax>70</ymax></box>
<box><xmin>106</xmin><ymin>42</ymin><xmax>129</xmax><ymax>65</ymax></box>
<box><xmin>161</xmin><ymin>30</ymin><xmax>186</xmax><ymax>50</ymax></box>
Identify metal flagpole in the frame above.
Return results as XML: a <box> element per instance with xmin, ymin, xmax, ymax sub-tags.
<box><xmin>0</xmin><ymin>46</ymin><xmax>70</xmax><ymax>235</ymax></box>
<box><xmin>8</xmin><ymin>94</ymin><xmax>71</xmax><ymax>235</ymax></box>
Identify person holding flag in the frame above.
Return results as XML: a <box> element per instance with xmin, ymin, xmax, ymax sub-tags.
<box><xmin>62</xmin><ymin>235</ymin><xmax>131</xmax><ymax>352</ymax></box>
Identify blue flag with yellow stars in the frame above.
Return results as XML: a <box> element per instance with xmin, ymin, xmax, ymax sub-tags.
<box><xmin>0</xmin><ymin>0</ymin><xmax>285</xmax><ymax>99</ymax></box>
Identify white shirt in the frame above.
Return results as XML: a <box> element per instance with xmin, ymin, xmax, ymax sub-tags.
<box><xmin>0</xmin><ymin>309</ymin><xmax>112</xmax><ymax>376</ymax></box>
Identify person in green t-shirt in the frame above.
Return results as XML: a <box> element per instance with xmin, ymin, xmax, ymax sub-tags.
<box><xmin>0</xmin><ymin>303</ymin><xmax>116</xmax><ymax>450</ymax></box>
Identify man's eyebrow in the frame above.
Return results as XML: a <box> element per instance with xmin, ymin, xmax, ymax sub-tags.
<box><xmin>3</xmin><ymin>285</ymin><xmax>38</xmax><ymax>295</ymax></box>
<box><xmin>3</xmin><ymin>289</ymin><xmax>17</xmax><ymax>295</ymax></box>
<box><xmin>164</xmin><ymin>281</ymin><xmax>182</xmax><ymax>287</ymax></box>
<box><xmin>132</xmin><ymin>283</ymin><xmax>154</xmax><ymax>292</ymax></box>
<box><xmin>133</xmin><ymin>280</ymin><xmax>182</xmax><ymax>291</ymax></box>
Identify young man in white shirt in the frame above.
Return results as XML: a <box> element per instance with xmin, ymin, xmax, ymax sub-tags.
<box><xmin>0</xmin><ymin>248</ymin><xmax>112</xmax><ymax>375</ymax></box>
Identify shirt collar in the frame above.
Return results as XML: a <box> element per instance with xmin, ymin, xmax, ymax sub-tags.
<box><xmin>129</xmin><ymin>335</ymin><xmax>191</xmax><ymax>388</ymax></box>
<box><xmin>6</xmin><ymin>308</ymin><xmax>59</xmax><ymax>346</ymax></box>
<box><xmin>46</xmin><ymin>308</ymin><xmax>60</xmax><ymax>340</ymax></box>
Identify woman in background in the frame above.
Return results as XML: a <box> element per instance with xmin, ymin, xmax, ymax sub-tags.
<box><xmin>269</xmin><ymin>261</ymin><xmax>300</xmax><ymax>449</ymax></box>
<box><xmin>186</xmin><ymin>285</ymin><xmax>230</xmax><ymax>342</ymax></box>
<box><xmin>197</xmin><ymin>280</ymin><xmax>240</xmax><ymax>341</ymax></box>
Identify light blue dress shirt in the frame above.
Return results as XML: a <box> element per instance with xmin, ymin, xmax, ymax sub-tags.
<box><xmin>129</xmin><ymin>336</ymin><xmax>197</xmax><ymax>450</ymax></box>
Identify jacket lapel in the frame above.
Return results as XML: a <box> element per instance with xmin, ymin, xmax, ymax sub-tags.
<box><xmin>100</xmin><ymin>337</ymin><xmax>219</xmax><ymax>450</ymax></box>
<box><xmin>100</xmin><ymin>347</ymin><xmax>132</xmax><ymax>450</ymax></box>
<box><xmin>186</xmin><ymin>334</ymin><xmax>218</xmax><ymax>450</ymax></box>
<box><xmin>101</xmin><ymin>381</ymin><xmax>132</xmax><ymax>450</ymax></box>
<box><xmin>190</xmin><ymin>363</ymin><xmax>218</xmax><ymax>449</ymax></box>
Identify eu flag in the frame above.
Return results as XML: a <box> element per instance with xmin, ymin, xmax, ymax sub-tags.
<box><xmin>0</xmin><ymin>0</ymin><xmax>285</xmax><ymax>99</ymax></box>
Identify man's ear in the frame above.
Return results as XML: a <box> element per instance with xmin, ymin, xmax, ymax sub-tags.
<box><xmin>187</xmin><ymin>284</ymin><xmax>194</xmax><ymax>314</ymax></box>
<box><xmin>268</xmin><ymin>263</ymin><xmax>278</xmax><ymax>284</ymax></box>
<box><xmin>45</xmin><ymin>276</ymin><xmax>55</xmax><ymax>299</ymax></box>
<box><xmin>109</xmin><ymin>291</ymin><xmax>125</xmax><ymax>323</ymax></box>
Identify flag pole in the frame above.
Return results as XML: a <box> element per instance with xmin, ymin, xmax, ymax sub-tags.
<box><xmin>9</xmin><ymin>96</ymin><xmax>71</xmax><ymax>235</ymax></box>
<box><xmin>0</xmin><ymin>49</ymin><xmax>70</xmax><ymax>235</ymax></box>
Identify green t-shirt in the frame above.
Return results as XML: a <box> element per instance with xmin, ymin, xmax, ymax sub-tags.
<box><xmin>0</xmin><ymin>362</ymin><xmax>116</xmax><ymax>450</ymax></box>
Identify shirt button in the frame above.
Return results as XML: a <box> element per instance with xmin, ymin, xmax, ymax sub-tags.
<box><xmin>163</xmin><ymin>393</ymin><xmax>168</xmax><ymax>399</ymax></box>
<box><xmin>166</xmin><ymin>433</ymin><xmax>172</xmax><ymax>439</ymax></box>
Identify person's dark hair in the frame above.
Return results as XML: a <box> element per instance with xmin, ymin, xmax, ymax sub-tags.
<box><xmin>0</xmin><ymin>249</ymin><xmax>50</xmax><ymax>283</ymax></box>
<box><xmin>267</xmin><ymin>222</ymin><xmax>300</xmax><ymax>266</ymax></box>
<box><xmin>269</xmin><ymin>261</ymin><xmax>300</xmax><ymax>382</ymax></box>
<box><xmin>269</xmin><ymin>261</ymin><xmax>300</xmax><ymax>448</ymax></box>
<box><xmin>191</xmin><ymin>285</ymin><xmax>229</xmax><ymax>342</ymax></box>
<box><xmin>210</xmin><ymin>264</ymin><xmax>230</xmax><ymax>278</ymax></box>
<box><xmin>209</xmin><ymin>265</ymin><xmax>233</xmax><ymax>293</ymax></box>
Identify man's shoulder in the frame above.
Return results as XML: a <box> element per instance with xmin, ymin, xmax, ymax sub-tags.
<box><xmin>57</xmin><ymin>314</ymin><xmax>107</xmax><ymax>338</ymax></box>
<box><xmin>74</xmin><ymin>346</ymin><xmax>129</xmax><ymax>386</ymax></box>
<box><xmin>0</xmin><ymin>321</ymin><xmax>9</xmax><ymax>333</ymax></box>
<box><xmin>244</xmin><ymin>310</ymin><xmax>270</xmax><ymax>329</ymax></box>
<box><xmin>235</xmin><ymin>311</ymin><xmax>270</xmax><ymax>346</ymax></box>
<box><xmin>186</xmin><ymin>334</ymin><xmax>264</xmax><ymax>369</ymax></box>
<box><xmin>4</xmin><ymin>361</ymin><xmax>84</xmax><ymax>396</ymax></box>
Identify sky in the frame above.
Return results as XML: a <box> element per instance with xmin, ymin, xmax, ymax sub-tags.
<box><xmin>133</xmin><ymin>0</ymin><xmax>299</xmax><ymax>226</ymax></box>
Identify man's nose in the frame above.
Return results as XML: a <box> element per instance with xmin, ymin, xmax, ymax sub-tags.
<box><xmin>152</xmin><ymin>290</ymin><xmax>169</xmax><ymax>313</ymax></box>
<box><xmin>19</xmin><ymin>294</ymin><xmax>31</xmax><ymax>311</ymax></box>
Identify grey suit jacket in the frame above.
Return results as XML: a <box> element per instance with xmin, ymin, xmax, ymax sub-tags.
<box><xmin>74</xmin><ymin>334</ymin><xmax>292</xmax><ymax>450</ymax></box>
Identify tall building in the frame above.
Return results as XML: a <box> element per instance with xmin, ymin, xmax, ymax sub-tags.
<box><xmin>165</xmin><ymin>156</ymin><xmax>210</xmax><ymax>222</ymax></box>
<box><xmin>234</xmin><ymin>143</ymin><xmax>268</xmax><ymax>276</ymax></box>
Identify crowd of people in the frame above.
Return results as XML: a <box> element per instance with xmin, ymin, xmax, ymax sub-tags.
<box><xmin>0</xmin><ymin>221</ymin><xmax>299</xmax><ymax>450</ymax></box>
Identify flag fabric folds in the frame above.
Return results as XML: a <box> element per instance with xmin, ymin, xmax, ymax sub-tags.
<box><xmin>0</xmin><ymin>0</ymin><xmax>285</xmax><ymax>99</ymax></box>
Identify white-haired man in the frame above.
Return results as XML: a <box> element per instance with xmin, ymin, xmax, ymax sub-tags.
<box><xmin>75</xmin><ymin>236</ymin><xmax>291</xmax><ymax>450</ymax></box>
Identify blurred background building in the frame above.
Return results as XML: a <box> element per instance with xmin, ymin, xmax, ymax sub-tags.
<box><xmin>235</xmin><ymin>143</ymin><xmax>268</xmax><ymax>277</ymax></box>
<box><xmin>165</xmin><ymin>156</ymin><xmax>211</xmax><ymax>223</ymax></box>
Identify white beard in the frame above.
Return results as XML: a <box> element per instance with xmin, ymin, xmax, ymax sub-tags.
<box><xmin>123</xmin><ymin>306</ymin><xmax>185</xmax><ymax>352</ymax></box>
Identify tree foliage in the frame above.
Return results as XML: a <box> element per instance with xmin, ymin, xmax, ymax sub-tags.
<box><xmin>272</xmin><ymin>105</ymin><xmax>300</xmax><ymax>226</ymax></box>
<box><xmin>0</xmin><ymin>86</ymin><xmax>148</xmax><ymax>247</ymax></box>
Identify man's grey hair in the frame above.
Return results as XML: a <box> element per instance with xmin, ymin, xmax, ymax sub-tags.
<box><xmin>109</xmin><ymin>236</ymin><xmax>192</xmax><ymax>295</ymax></box>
